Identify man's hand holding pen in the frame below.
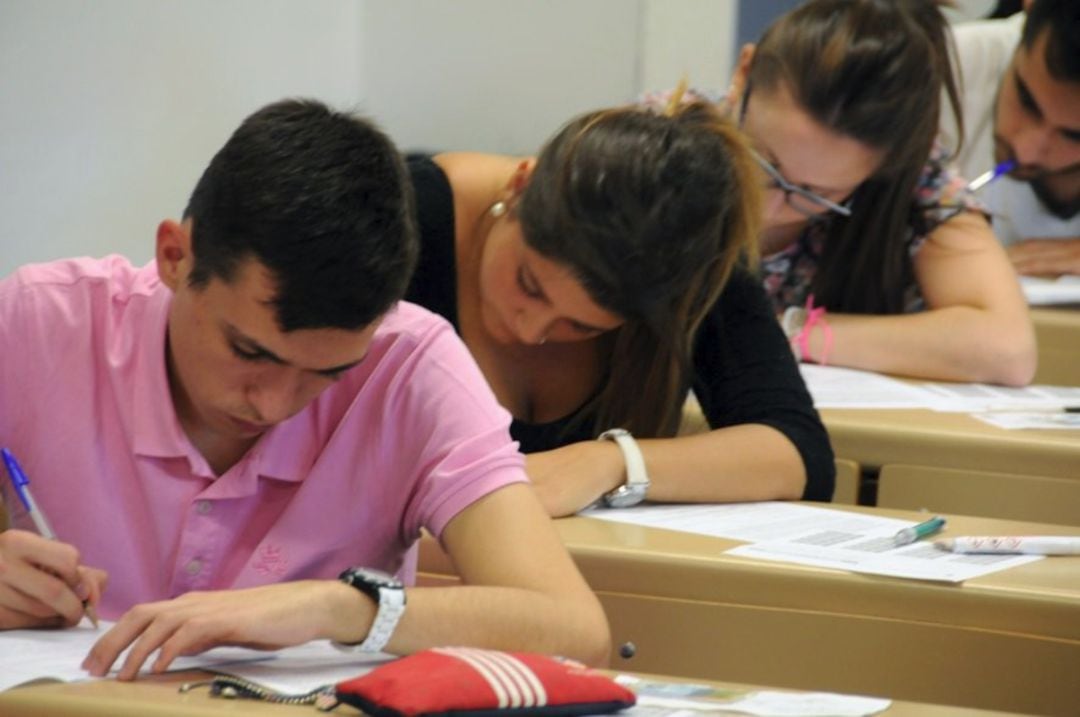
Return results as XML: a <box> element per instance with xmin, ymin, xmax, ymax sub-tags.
<box><xmin>0</xmin><ymin>529</ymin><xmax>107</xmax><ymax>629</ymax></box>
<box><xmin>2</xmin><ymin>447</ymin><xmax>107</xmax><ymax>629</ymax></box>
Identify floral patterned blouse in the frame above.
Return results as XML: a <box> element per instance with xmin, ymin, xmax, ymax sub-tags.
<box><xmin>761</xmin><ymin>144</ymin><xmax>986</xmax><ymax>314</ymax></box>
<box><xmin>639</xmin><ymin>87</ymin><xmax>987</xmax><ymax>314</ymax></box>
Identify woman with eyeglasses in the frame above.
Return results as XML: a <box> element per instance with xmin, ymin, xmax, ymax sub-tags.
<box><xmin>659</xmin><ymin>0</ymin><xmax>1036</xmax><ymax>384</ymax></box>
<box><xmin>403</xmin><ymin>100</ymin><xmax>835</xmax><ymax>517</ymax></box>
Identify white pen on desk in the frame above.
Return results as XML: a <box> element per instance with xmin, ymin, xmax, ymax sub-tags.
<box><xmin>967</xmin><ymin>159</ymin><xmax>1016</xmax><ymax>192</ymax></box>
<box><xmin>935</xmin><ymin>536</ymin><xmax>1080</xmax><ymax>555</ymax></box>
<box><xmin>1</xmin><ymin>447</ymin><xmax>100</xmax><ymax>627</ymax></box>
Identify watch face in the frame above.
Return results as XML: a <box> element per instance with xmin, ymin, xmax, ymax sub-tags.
<box><xmin>603</xmin><ymin>484</ymin><xmax>647</xmax><ymax>508</ymax></box>
<box><xmin>339</xmin><ymin>567</ymin><xmax>404</xmax><ymax>599</ymax></box>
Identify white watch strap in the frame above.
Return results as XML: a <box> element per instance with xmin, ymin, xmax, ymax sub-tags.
<box><xmin>599</xmin><ymin>428</ymin><xmax>649</xmax><ymax>491</ymax></box>
<box><xmin>333</xmin><ymin>583</ymin><xmax>407</xmax><ymax>654</ymax></box>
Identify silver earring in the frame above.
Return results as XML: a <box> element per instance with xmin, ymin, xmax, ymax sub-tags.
<box><xmin>489</xmin><ymin>201</ymin><xmax>507</xmax><ymax>218</ymax></box>
<box><xmin>537</xmin><ymin>335</ymin><xmax>548</xmax><ymax>345</ymax></box>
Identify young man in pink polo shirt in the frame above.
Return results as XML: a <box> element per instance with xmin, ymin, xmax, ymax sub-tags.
<box><xmin>0</xmin><ymin>99</ymin><xmax>610</xmax><ymax>677</ymax></box>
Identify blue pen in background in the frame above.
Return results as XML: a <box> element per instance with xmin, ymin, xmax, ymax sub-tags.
<box><xmin>967</xmin><ymin>158</ymin><xmax>1017</xmax><ymax>193</ymax></box>
<box><xmin>2</xmin><ymin>446</ymin><xmax>99</xmax><ymax>627</ymax></box>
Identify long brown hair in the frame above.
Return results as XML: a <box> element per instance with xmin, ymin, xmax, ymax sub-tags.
<box><xmin>518</xmin><ymin>102</ymin><xmax>761</xmax><ymax>437</ymax></box>
<box><xmin>748</xmin><ymin>0</ymin><xmax>964</xmax><ymax>313</ymax></box>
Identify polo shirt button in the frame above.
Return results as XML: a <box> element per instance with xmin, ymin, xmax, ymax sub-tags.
<box><xmin>196</xmin><ymin>500</ymin><xmax>212</xmax><ymax>515</ymax></box>
<box><xmin>185</xmin><ymin>559</ymin><xmax>203</xmax><ymax>575</ymax></box>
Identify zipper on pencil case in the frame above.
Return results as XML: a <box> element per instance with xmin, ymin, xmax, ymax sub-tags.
<box><xmin>179</xmin><ymin>675</ymin><xmax>341</xmax><ymax>709</ymax></box>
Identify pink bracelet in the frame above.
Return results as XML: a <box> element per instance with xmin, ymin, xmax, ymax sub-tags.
<box><xmin>794</xmin><ymin>295</ymin><xmax>833</xmax><ymax>366</ymax></box>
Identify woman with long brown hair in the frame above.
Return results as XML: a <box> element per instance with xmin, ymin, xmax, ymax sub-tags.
<box><xmin>405</xmin><ymin>100</ymin><xmax>834</xmax><ymax>516</ymax></box>
<box><xmin>729</xmin><ymin>0</ymin><xmax>1036</xmax><ymax>384</ymax></box>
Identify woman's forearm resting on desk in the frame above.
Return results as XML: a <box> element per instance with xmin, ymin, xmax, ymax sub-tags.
<box><xmin>798</xmin><ymin>214</ymin><xmax>1036</xmax><ymax>385</ymax></box>
<box><xmin>527</xmin><ymin>424</ymin><xmax>810</xmax><ymax>517</ymax></box>
<box><xmin>798</xmin><ymin>308</ymin><xmax>1036</xmax><ymax>385</ymax></box>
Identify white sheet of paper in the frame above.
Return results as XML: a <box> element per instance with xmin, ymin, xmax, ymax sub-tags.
<box><xmin>1020</xmin><ymin>275</ymin><xmax>1080</xmax><ymax>306</ymax></box>
<box><xmin>972</xmin><ymin>411</ymin><xmax>1080</xmax><ymax>430</ymax></box>
<box><xmin>624</xmin><ymin>691</ymin><xmax>891</xmax><ymax>716</ymax></box>
<box><xmin>583</xmin><ymin>503</ymin><xmax>1041</xmax><ymax>583</ymax></box>
<box><xmin>204</xmin><ymin>642</ymin><xmax>392</xmax><ymax>693</ymax></box>
<box><xmin>798</xmin><ymin>365</ymin><xmax>942</xmax><ymax>408</ymax></box>
<box><xmin>798</xmin><ymin>364</ymin><xmax>1080</xmax><ymax>413</ymax></box>
<box><xmin>584</xmin><ymin>502</ymin><xmax>909</xmax><ymax>542</ymax></box>
<box><xmin>0</xmin><ymin>619</ymin><xmax>274</xmax><ymax>692</ymax></box>
<box><xmin>919</xmin><ymin>381</ymin><xmax>1080</xmax><ymax>412</ymax></box>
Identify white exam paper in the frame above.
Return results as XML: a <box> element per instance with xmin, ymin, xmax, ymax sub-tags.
<box><xmin>798</xmin><ymin>364</ymin><xmax>1080</xmax><ymax>413</ymax></box>
<box><xmin>583</xmin><ymin>503</ymin><xmax>1041</xmax><ymax>583</ymax></box>
<box><xmin>798</xmin><ymin>365</ymin><xmax>939</xmax><ymax>408</ymax></box>
<box><xmin>1020</xmin><ymin>274</ymin><xmax>1080</xmax><ymax>306</ymax></box>
<box><xmin>919</xmin><ymin>381</ymin><xmax>1080</xmax><ymax>412</ymax></box>
<box><xmin>972</xmin><ymin>411</ymin><xmax>1080</xmax><ymax>430</ymax></box>
<box><xmin>204</xmin><ymin>642</ymin><xmax>391</xmax><ymax>693</ymax></box>
<box><xmin>624</xmin><ymin>691</ymin><xmax>891</xmax><ymax>716</ymax></box>
<box><xmin>0</xmin><ymin>619</ymin><xmax>273</xmax><ymax>692</ymax></box>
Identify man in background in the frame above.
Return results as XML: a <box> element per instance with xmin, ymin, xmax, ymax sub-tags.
<box><xmin>942</xmin><ymin>0</ymin><xmax>1080</xmax><ymax>276</ymax></box>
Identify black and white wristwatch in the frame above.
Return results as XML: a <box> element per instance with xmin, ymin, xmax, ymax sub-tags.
<box><xmin>334</xmin><ymin>567</ymin><xmax>407</xmax><ymax>653</ymax></box>
<box><xmin>598</xmin><ymin>428</ymin><xmax>651</xmax><ymax>508</ymax></box>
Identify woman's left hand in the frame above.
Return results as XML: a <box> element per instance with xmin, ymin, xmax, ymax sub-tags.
<box><xmin>525</xmin><ymin>442</ymin><xmax>626</xmax><ymax>517</ymax></box>
<box><xmin>81</xmin><ymin>580</ymin><xmax>365</xmax><ymax>680</ymax></box>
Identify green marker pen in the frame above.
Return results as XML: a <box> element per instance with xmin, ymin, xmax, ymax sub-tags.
<box><xmin>894</xmin><ymin>516</ymin><xmax>946</xmax><ymax>547</ymax></box>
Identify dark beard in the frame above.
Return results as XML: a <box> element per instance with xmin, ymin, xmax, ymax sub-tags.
<box><xmin>1029</xmin><ymin>176</ymin><xmax>1080</xmax><ymax>220</ymax></box>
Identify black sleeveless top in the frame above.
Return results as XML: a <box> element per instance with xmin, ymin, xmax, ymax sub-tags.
<box><xmin>404</xmin><ymin>155</ymin><xmax>835</xmax><ymax>500</ymax></box>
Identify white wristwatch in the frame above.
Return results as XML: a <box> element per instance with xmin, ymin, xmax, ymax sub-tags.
<box><xmin>598</xmin><ymin>428</ymin><xmax>650</xmax><ymax>508</ymax></box>
<box><xmin>333</xmin><ymin>567</ymin><xmax>407</xmax><ymax>653</ymax></box>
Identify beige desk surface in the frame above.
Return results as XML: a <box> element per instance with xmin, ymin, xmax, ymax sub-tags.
<box><xmin>1031</xmin><ymin>305</ymin><xmax>1080</xmax><ymax>330</ymax></box>
<box><xmin>419</xmin><ymin>506</ymin><xmax>1080</xmax><ymax>715</ymax></box>
<box><xmin>820</xmin><ymin>407</ymin><xmax>1080</xmax><ymax>479</ymax></box>
<box><xmin>0</xmin><ymin>670</ymin><xmax>1025</xmax><ymax>717</ymax></box>
<box><xmin>1030</xmin><ymin>306</ymin><xmax>1080</xmax><ymax>387</ymax></box>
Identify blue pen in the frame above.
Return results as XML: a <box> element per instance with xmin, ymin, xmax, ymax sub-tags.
<box><xmin>894</xmin><ymin>516</ymin><xmax>947</xmax><ymax>547</ymax></box>
<box><xmin>967</xmin><ymin>158</ymin><xmax>1017</xmax><ymax>192</ymax></box>
<box><xmin>2</xmin><ymin>447</ymin><xmax>57</xmax><ymax>539</ymax></box>
<box><xmin>2</xmin><ymin>447</ymin><xmax>98</xmax><ymax>626</ymax></box>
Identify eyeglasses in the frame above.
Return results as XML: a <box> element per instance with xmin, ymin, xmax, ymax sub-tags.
<box><xmin>737</xmin><ymin>82</ymin><xmax>854</xmax><ymax>218</ymax></box>
<box><xmin>748</xmin><ymin>148</ymin><xmax>853</xmax><ymax>218</ymax></box>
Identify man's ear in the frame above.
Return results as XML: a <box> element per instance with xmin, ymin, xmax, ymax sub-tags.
<box><xmin>728</xmin><ymin>43</ymin><xmax>757</xmax><ymax>106</ymax></box>
<box><xmin>156</xmin><ymin>219</ymin><xmax>193</xmax><ymax>291</ymax></box>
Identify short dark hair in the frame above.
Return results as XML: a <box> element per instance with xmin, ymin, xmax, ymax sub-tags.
<box><xmin>1023</xmin><ymin>0</ymin><xmax>1080</xmax><ymax>83</ymax></box>
<box><xmin>183</xmin><ymin>99</ymin><xmax>417</xmax><ymax>331</ymax></box>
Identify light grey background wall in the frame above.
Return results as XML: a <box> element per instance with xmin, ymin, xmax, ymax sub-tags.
<box><xmin>0</xmin><ymin>0</ymin><xmax>363</xmax><ymax>276</ymax></box>
<box><xmin>0</xmin><ymin>0</ymin><xmax>736</xmax><ymax>278</ymax></box>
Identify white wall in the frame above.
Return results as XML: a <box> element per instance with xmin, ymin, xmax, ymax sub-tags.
<box><xmin>360</xmin><ymin>0</ymin><xmax>641</xmax><ymax>155</ymax></box>
<box><xmin>640</xmin><ymin>0</ymin><xmax>737</xmax><ymax>98</ymax></box>
<box><xmin>0</xmin><ymin>0</ymin><xmax>736</xmax><ymax>277</ymax></box>
<box><xmin>0</xmin><ymin>0</ymin><xmax>362</xmax><ymax>276</ymax></box>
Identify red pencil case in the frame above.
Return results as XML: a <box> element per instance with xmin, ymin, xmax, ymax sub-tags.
<box><xmin>326</xmin><ymin>647</ymin><xmax>636</xmax><ymax>716</ymax></box>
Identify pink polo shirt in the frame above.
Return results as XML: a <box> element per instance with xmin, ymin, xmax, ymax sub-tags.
<box><xmin>0</xmin><ymin>256</ymin><xmax>527</xmax><ymax>620</ymax></box>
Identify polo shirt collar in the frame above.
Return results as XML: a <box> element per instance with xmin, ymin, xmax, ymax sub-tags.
<box><xmin>131</xmin><ymin>279</ymin><xmax>191</xmax><ymax>462</ymax></box>
<box><xmin>249</xmin><ymin>414</ymin><xmax>321</xmax><ymax>484</ymax></box>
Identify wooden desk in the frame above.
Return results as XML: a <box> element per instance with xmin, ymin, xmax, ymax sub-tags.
<box><xmin>1031</xmin><ymin>307</ymin><xmax>1080</xmax><ymax>387</ymax></box>
<box><xmin>877</xmin><ymin>464</ymin><xmax>1080</xmax><ymax>525</ymax></box>
<box><xmin>0</xmin><ymin>672</ymin><xmax>358</xmax><ymax>717</ymax></box>
<box><xmin>0</xmin><ymin>669</ymin><xmax>1025</xmax><ymax>716</ymax></box>
<box><xmin>820</xmin><ymin>408</ymin><xmax>1080</xmax><ymax>482</ymax></box>
<box><xmin>419</xmin><ymin>508</ymin><xmax>1080</xmax><ymax>716</ymax></box>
